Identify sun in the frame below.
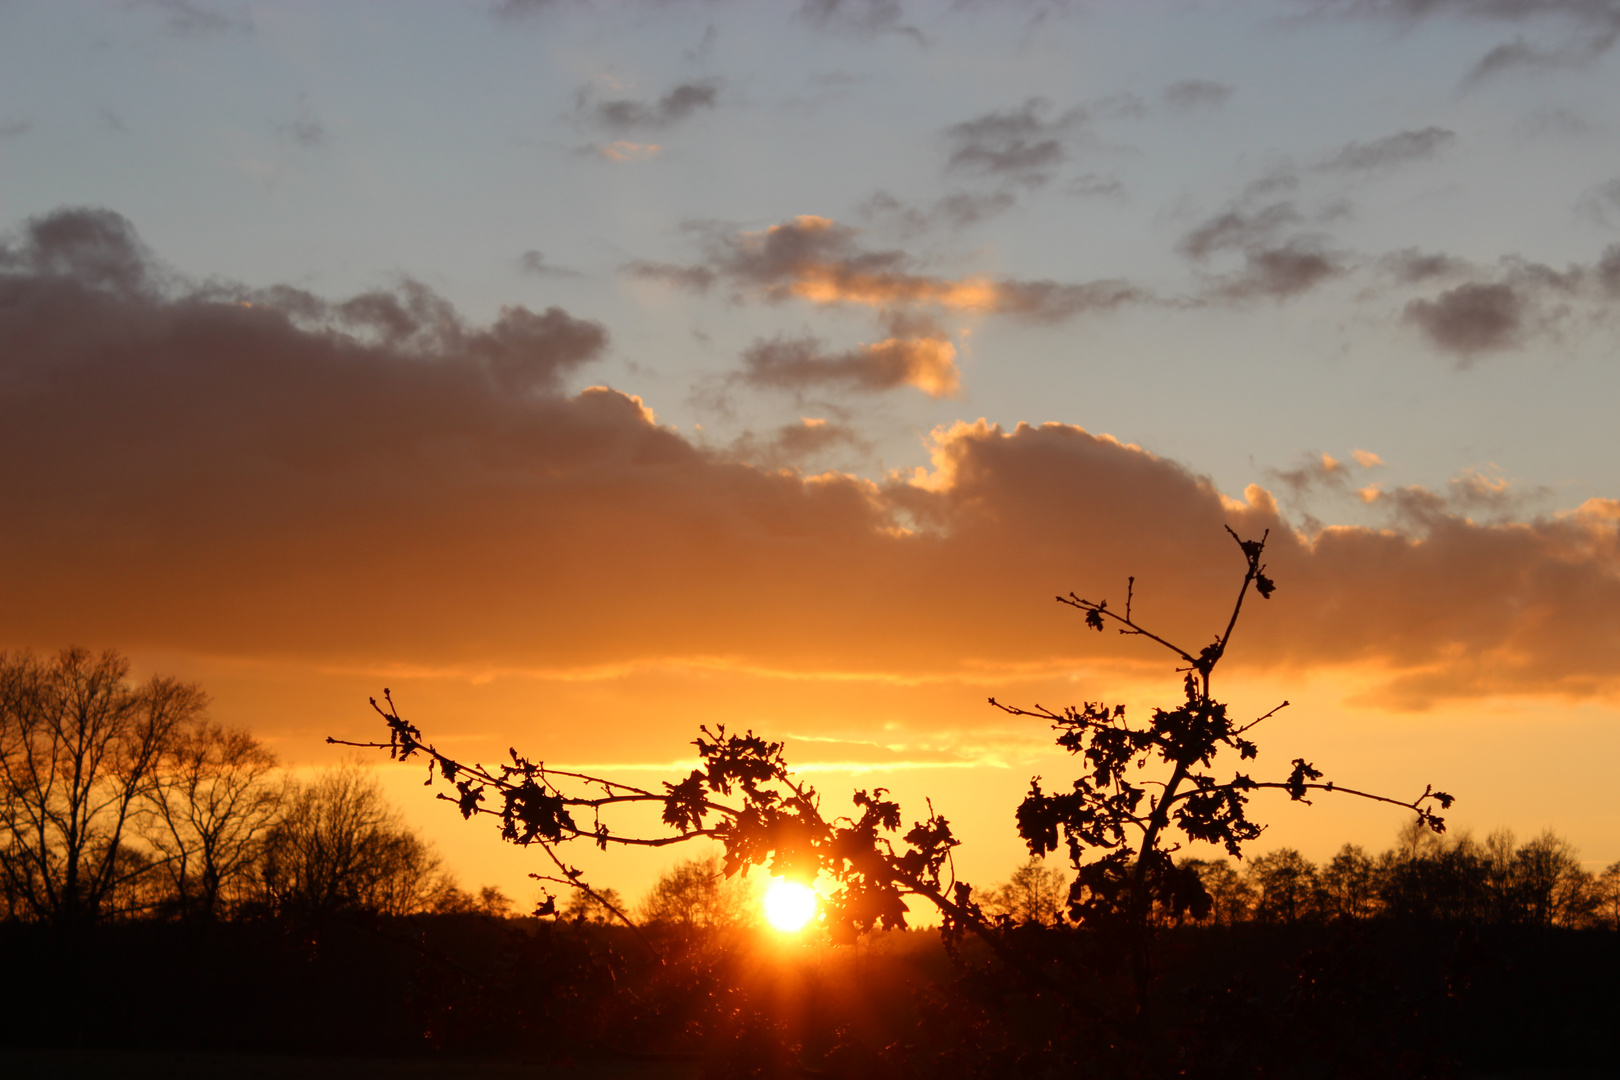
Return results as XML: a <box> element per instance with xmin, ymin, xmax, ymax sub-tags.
<box><xmin>763</xmin><ymin>879</ymin><xmax>818</xmax><ymax>932</ymax></box>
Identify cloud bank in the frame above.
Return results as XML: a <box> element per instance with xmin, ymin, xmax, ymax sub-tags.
<box><xmin>3</xmin><ymin>209</ymin><xmax>1618</xmax><ymax>707</ymax></box>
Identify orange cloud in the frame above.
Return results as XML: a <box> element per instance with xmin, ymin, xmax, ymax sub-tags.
<box><xmin>741</xmin><ymin>333</ymin><xmax>961</xmax><ymax>398</ymax></box>
<box><xmin>4</xmin><ymin>209</ymin><xmax>1619</xmax><ymax>709</ymax></box>
<box><xmin>642</xmin><ymin>214</ymin><xmax>1144</xmax><ymax>323</ymax></box>
<box><xmin>598</xmin><ymin>140</ymin><xmax>661</xmax><ymax>162</ymax></box>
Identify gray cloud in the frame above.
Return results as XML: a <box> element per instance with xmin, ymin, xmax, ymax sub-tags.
<box><xmin>1403</xmin><ymin>281</ymin><xmax>1526</xmax><ymax>357</ymax></box>
<box><xmin>942</xmin><ymin>98</ymin><xmax>1086</xmax><ymax>186</ymax></box>
<box><xmin>579</xmin><ymin>79</ymin><xmax>721</xmax><ymax>132</ymax></box>
<box><xmin>1065</xmin><ymin>174</ymin><xmax>1127</xmax><ymax>199</ymax></box>
<box><xmin>1162</xmin><ymin>79</ymin><xmax>1234</xmax><ymax>112</ymax></box>
<box><xmin>1179</xmin><ymin>202</ymin><xmax>1304</xmax><ymax>260</ymax></box>
<box><xmin>1381</xmin><ymin>248</ymin><xmax>1473</xmax><ymax>284</ymax></box>
<box><xmin>1304</xmin><ymin>0</ymin><xmax>1620</xmax><ymax>77</ymax></box>
<box><xmin>1179</xmin><ymin>200</ymin><xmax>1348</xmax><ymax>300</ymax></box>
<box><xmin>0</xmin><ymin>207</ymin><xmax>607</xmax><ymax>394</ymax></box>
<box><xmin>134</xmin><ymin>0</ymin><xmax>253</xmax><ymax>38</ymax></box>
<box><xmin>1319</xmin><ymin>127</ymin><xmax>1455</xmax><ymax>172</ymax></box>
<box><xmin>1391</xmin><ymin>244</ymin><xmax>1620</xmax><ymax>358</ymax></box>
<box><xmin>0</xmin><ymin>207</ymin><xmax>158</xmax><ymax>295</ymax></box>
<box><xmin>518</xmin><ymin>250</ymin><xmax>582</xmax><ymax>278</ymax></box>
<box><xmin>0</xmin><ymin>120</ymin><xmax>31</xmax><ymax>138</ymax></box>
<box><xmin>1212</xmin><ymin>243</ymin><xmax>1346</xmax><ymax>300</ymax></box>
<box><xmin>1577</xmin><ymin>177</ymin><xmax>1620</xmax><ymax>228</ymax></box>
<box><xmin>277</xmin><ymin>102</ymin><xmax>326</xmax><ymax>149</ymax></box>
<box><xmin>858</xmin><ymin>189</ymin><xmax>1018</xmax><ymax>237</ymax></box>
<box><xmin>622</xmin><ymin>259</ymin><xmax>718</xmax><ymax>292</ymax></box>
<box><xmin>1600</xmin><ymin>243</ymin><xmax>1620</xmax><ymax>294</ymax></box>
<box><xmin>797</xmin><ymin>0</ymin><xmax>924</xmax><ymax>42</ymax></box>
<box><xmin>1467</xmin><ymin>29</ymin><xmax>1620</xmax><ymax>80</ymax></box>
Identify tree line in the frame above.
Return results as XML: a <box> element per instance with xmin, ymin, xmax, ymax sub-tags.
<box><xmin>978</xmin><ymin>822</ymin><xmax>1620</xmax><ymax>932</ymax></box>
<box><xmin>0</xmin><ymin>647</ymin><xmax>511</xmax><ymax>929</ymax></box>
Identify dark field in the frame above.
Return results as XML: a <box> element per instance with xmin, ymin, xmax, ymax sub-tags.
<box><xmin>3</xmin><ymin>914</ymin><xmax>1617</xmax><ymax>1078</ymax></box>
<box><xmin>0</xmin><ymin>1048</ymin><xmax>696</xmax><ymax>1080</ymax></box>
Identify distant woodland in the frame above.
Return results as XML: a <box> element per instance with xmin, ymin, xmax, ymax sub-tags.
<box><xmin>3</xmin><ymin>646</ymin><xmax>1619</xmax><ymax>1078</ymax></box>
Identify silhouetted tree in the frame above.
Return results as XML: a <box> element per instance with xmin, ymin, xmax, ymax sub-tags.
<box><xmin>333</xmin><ymin>528</ymin><xmax>1451</xmax><ymax>1036</ymax></box>
<box><xmin>1319</xmin><ymin>842</ymin><xmax>1379</xmax><ymax>920</ymax></box>
<box><xmin>1512</xmin><ymin>829</ymin><xmax>1595</xmax><ymax>928</ymax></box>
<box><xmin>641</xmin><ymin>853</ymin><xmax>759</xmax><ymax>929</ymax></box>
<box><xmin>142</xmin><ymin>720</ymin><xmax>284</xmax><ymax>920</ymax></box>
<box><xmin>257</xmin><ymin>764</ymin><xmax>457</xmax><ymax>916</ymax></box>
<box><xmin>1183</xmin><ymin>857</ymin><xmax>1253</xmax><ymax>924</ymax></box>
<box><xmin>1247</xmin><ymin>848</ymin><xmax>1319</xmax><ymax>925</ymax></box>
<box><xmin>1596</xmin><ymin>861</ymin><xmax>1620</xmax><ymax>931</ymax></box>
<box><xmin>978</xmin><ymin>857</ymin><xmax>1067</xmax><ymax>926</ymax></box>
<box><xmin>563</xmin><ymin>885</ymin><xmax>624</xmax><ymax>924</ymax></box>
<box><xmin>994</xmin><ymin>529</ymin><xmax>1451</xmax><ymax>1001</ymax></box>
<box><xmin>0</xmin><ymin>648</ymin><xmax>205</xmax><ymax>928</ymax></box>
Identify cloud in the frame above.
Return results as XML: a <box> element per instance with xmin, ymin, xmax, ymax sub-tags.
<box><xmin>1178</xmin><ymin>202</ymin><xmax>1304</xmax><ymax>260</ymax></box>
<box><xmin>1318</xmin><ymin>127</ymin><xmax>1455</xmax><ymax>172</ymax></box>
<box><xmin>641</xmin><ymin>214</ymin><xmax>1144</xmax><ymax>322</ymax></box>
<box><xmin>943</xmin><ymin>98</ymin><xmax>1086</xmax><ymax>187</ymax></box>
<box><xmin>4</xmin><ymin>207</ymin><xmax>1618</xmax><ymax>708</ymax></box>
<box><xmin>1179</xmin><ymin>203</ymin><xmax>1346</xmax><ymax>299</ymax></box>
<box><xmin>1162</xmin><ymin>80</ymin><xmax>1234</xmax><ymax>112</ymax></box>
<box><xmin>859</xmin><ymin>190</ymin><xmax>1018</xmax><ymax>238</ymax></box>
<box><xmin>1381</xmin><ymin>248</ymin><xmax>1472</xmax><ymax>284</ymax></box>
<box><xmin>1403</xmin><ymin>282</ymin><xmax>1526</xmax><ymax>356</ymax></box>
<box><xmin>1065</xmin><ymin>174</ymin><xmax>1127</xmax><ymax>200</ymax></box>
<box><xmin>1211</xmin><ymin>242</ymin><xmax>1346</xmax><ymax>300</ymax></box>
<box><xmin>1386</xmin><ymin>244</ymin><xmax>1620</xmax><ymax>357</ymax></box>
<box><xmin>0</xmin><ymin>120</ymin><xmax>31</xmax><ymax>138</ymax></box>
<box><xmin>622</xmin><ymin>259</ymin><xmax>718</xmax><ymax>292</ymax></box>
<box><xmin>1466</xmin><ymin>29</ymin><xmax>1620</xmax><ymax>80</ymax></box>
<box><xmin>593</xmin><ymin>140</ymin><xmax>662</xmax><ymax>162</ymax></box>
<box><xmin>518</xmin><ymin>250</ymin><xmax>582</xmax><ymax>278</ymax></box>
<box><xmin>1302</xmin><ymin>0</ymin><xmax>1620</xmax><ymax>76</ymax></box>
<box><xmin>1577</xmin><ymin>177</ymin><xmax>1620</xmax><ymax>228</ymax></box>
<box><xmin>797</xmin><ymin>0</ymin><xmax>924</xmax><ymax>42</ymax></box>
<box><xmin>277</xmin><ymin>98</ymin><xmax>327</xmax><ymax>149</ymax></box>
<box><xmin>723</xmin><ymin>418</ymin><xmax>871</xmax><ymax>469</ymax></box>
<box><xmin>578</xmin><ymin>79</ymin><xmax>721</xmax><ymax>132</ymax></box>
<box><xmin>134</xmin><ymin>0</ymin><xmax>253</xmax><ymax>38</ymax></box>
<box><xmin>1600</xmin><ymin>243</ymin><xmax>1620</xmax><ymax>295</ymax></box>
<box><xmin>741</xmin><ymin>334</ymin><xmax>961</xmax><ymax>398</ymax></box>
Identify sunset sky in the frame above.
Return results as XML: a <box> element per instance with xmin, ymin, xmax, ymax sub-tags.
<box><xmin>3</xmin><ymin>0</ymin><xmax>1618</xmax><ymax>906</ymax></box>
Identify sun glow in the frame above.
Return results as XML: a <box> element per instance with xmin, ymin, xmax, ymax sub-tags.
<box><xmin>763</xmin><ymin>880</ymin><xmax>818</xmax><ymax>932</ymax></box>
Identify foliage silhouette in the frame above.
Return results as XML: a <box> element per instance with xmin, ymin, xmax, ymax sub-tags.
<box><xmin>991</xmin><ymin>527</ymin><xmax>1453</xmax><ymax>1003</ymax></box>
<box><xmin>333</xmin><ymin>527</ymin><xmax>1456</xmax><ymax>1056</ymax></box>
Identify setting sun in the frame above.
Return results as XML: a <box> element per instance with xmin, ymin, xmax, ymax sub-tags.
<box><xmin>763</xmin><ymin>880</ymin><xmax>818</xmax><ymax>932</ymax></box>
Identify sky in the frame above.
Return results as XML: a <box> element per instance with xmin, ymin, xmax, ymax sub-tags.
<box><xmin>3</xmin><ymin>0</ymin><xmax>1619</xmax><ymax>907</ymax></box>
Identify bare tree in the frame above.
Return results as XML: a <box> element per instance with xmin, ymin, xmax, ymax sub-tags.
<box><xmin>142</xmin><ymin>721</ymin><xmax>284</xmax><ymax>920</ymax></box>
<box><xmin>1513</xmin><ymin>830</ymin><xmax>1595</xmax><ymax>928</ymax></box>
<box><xmin>1595</xmin><ymin>861</ymin><xmax>1620</xmax><ymax>931</ymax></box>
<box><xmin>257</xmin><ymin>764</ymin><xmax>457</xmax><ymax>917</ymax></box>
<box><xmin>0</xmin><ymin>648</ymin><xmax>205</xmax><ymax>928</ymax></box>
